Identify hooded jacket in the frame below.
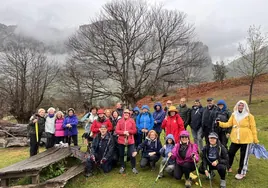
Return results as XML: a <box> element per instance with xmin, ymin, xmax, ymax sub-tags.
<box><xmin>190</xmin><ymin>105</ymin><xmax>204</xmax><ymax>131</ymax></box>
<box><xmin>115</xmin><ymin>117</ymin><xmax>137</xmax><ymax>145</ymax></box>
<box><xmin>137</xmin><ymin>137</ymin><xmax>162</xmax><ymax>158</ymax></box>
<box><xmin>159</xmin><ymin>134</ymin><xmax>176</xmax><ymax>165</ymax></box>
<box><xmin>55</xmin><ymin>118</ymin><xmax>65</xmax><ymax>137</ymax></box>
<box><xmin>161</xmin><ymin>113</ymin><xmax>184</xmax><ymax>143</ymax></box>
<box><xmin>177</xmin><ymin>104</ymin><xmax>191</xmax><ymax>127</ymax></box>
<box><xmin>202</xmin><ymin>137</ymin><xmax>229</xmax><ymax>171</ymax></box>
<box><xmin>219</xmin><ymin>100</ymin><xmax>259</xmax><ymax>144</ymax></box>
<box><xmin>136</xmin><ymin>105</ymin><xmax>154</xmax><ymax>134</ymax></box>
<box><xmin>90</xmin><ymin>117</ymin><xmax>113</xmax><ymax>138</ymax></box>
<box><xmin>132</xmin><ymin>107</ymin><xmax>140</xmax><ymax>121</ymax></box>
<box><xmin>202</xmin><ymin>104</ymin><xmax>217</xmax><ymax>131</ymax></box>
<box><xmin>28</xmin><ymin>114</ymin><xmax>46</xmax><ymax>135</ymax></box>
<box><xmin>153</xmin><ymin>102</ymin><xmax>166</xmax><ymax>133</ymax></box>
<box><xmin>63</xmin><ymin>115</ymin><xmax>78</xmax><ymax>136</ymax></box>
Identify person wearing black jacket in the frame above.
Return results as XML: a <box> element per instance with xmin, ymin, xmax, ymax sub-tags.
<box><xmin>189</xmin><ymin>99</ymin><xmax>203</xmax><ymax>151</ymax></box>
<box><xmin>85</xmin><ymin>125</ymin><xmax>115</xmax><ymax>177</ymax></box>
<box><xmin>176</xmin><ymin>97</ymin><xmax>191</xmax><ymax>129</ymax></box>
<box><xmin>202</xmin><ymin>98</ymin><xmax>217</xmax><ymax>145</ymax></box>
<box><xmin>200</xmin><ymin>132</ymin><xmax>228</xmax><ymax>188</ymax></box>
<box><xmin>211</xmin><ymin>100</ymin><xmax>232</xmax><ymax>149</ymax></box>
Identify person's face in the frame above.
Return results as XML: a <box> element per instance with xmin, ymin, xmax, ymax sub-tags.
<box><xmin>99</xmin><ymin>113</ymin><xmax>104</xmax><ymax>118</ymax></box>
<box><xmin>194</xmin><ymin>102</ymin><xmax>200</xmax><ymax>107</ymax></box>
<box><xmin>166</xmin><ymin>102</ymin><xmax>172</xmax><ymax>107</ymax></box>
<box><xmin>209</xmin><ymin>137</ymin><xmax>217</xmax><ymax>145</ymax></box>
<box><xmin>238</xmin><ymin>103</ymin><xmax>244</xmax><ymax>112</ymax></box>
<box><xmin>207</xmin><ymin>100</ymin><xmax>214</xmax><ymax>107</ymax></box>
<box><xmin>91</xmin><ymin>109</ymin><xmax>97</xmax><ymax>115</ymax></box>
<box><xmin>116</xmin><ymin>103</ymin><xmax>122</xmax><ymax>109</ymax></box>
<box><xmin>142</xmin><ymin>108</ymin><xmax>148</xmax><ymax>113</ymax></box>
<box><xmin>218</xmin><ymin>104</ymin><xmax>224</xmax><ymax>109</ymax></box>
<box><xmin>68</xmin><ymin>111</ymin><xmax>74</xmax><ymax>116</ymax></box>
<box><xmin>124</xmin><ymin>112</ymin><xmax>130</xmax><ymax>119</ymax></box>
<box><xmin>112</xmin><ymin>112</ymin><xmax>119</xmax><ymax>118</ymax></box>
<box><xmin>105</xmin><ymin>110</ymin><xmax>111</xmax><ymax>117</ymax></box>
<box><xmin>180</xmin><ymin>136</ymin><xmax>189</xmax><ymax>144</ymax></box>
<box><xmin>156</xmin><ymin>106</ymin><xmax>160</xmax><ymax>111</ymax></box>
<box><xmin>39</xmin><ymin>110</ymin><xmax>45</xmax><ymax>117</ymax></box>
<box><xmin>149</xmin><ymin>133</ymin><xmax>156</xmax><ymax>140</ymax></box>
<box><xmin>170</xmin><ymin>111</ymin><xmax>175</xmax><ymax>116</ymax></box>
<box><xmin>167</xmin><ymin>139</ymin><xmax>173</xmax><ymax>144</ymax></box>
<box><xmin>100</xmin><ymin>127</ymin><xmax>108</xmax><ymax>135</ymax></box>
<box><xmin>180</xmin><ymin>99</ymin><xmax>186</xmax><ymax>106</ymax></box>
<box><xmin>56</xmin><ymin>113</ymin><xmax>62</xmax><ymax>119</ymax></box>
<box><xmin>48</xmin><ymin>109</ymin><xmax>55</xmax><ymax>115</ymax></box>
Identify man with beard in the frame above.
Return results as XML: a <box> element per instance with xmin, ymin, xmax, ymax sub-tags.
<box><xmin>202</xmin><ymin>98</ymin><xmax>217</xmax><ymax>145</ymax></box>
<box><xmin>176</xmin><ymin>98</ymin><xmax>191</xmax><ymax>130</ymax></box>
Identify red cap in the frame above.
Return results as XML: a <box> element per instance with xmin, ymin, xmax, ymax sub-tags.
<box><xmin>97</xmin><ymin>109</ymin><xmax>105</xmax><ymax>114</ymax></box>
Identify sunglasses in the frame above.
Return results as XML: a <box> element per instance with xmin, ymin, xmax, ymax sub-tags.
<box><xmin>180</xmin><ymin>136</ymin><xmax>188</xmax><ymax>138</ymax></box>
<box><xmin>124</xmin><ymin>112</ymin><xmax>130</xmax><ymax>114</ymax></box>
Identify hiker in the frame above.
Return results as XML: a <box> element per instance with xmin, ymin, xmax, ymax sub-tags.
<box><xmin>110</xmin><ymin>110</ymin><xmax>121</xmax><ymax>165</ymax></box>
<box><xmin>28</xmin><ymin>108</ymin><xmax>46</xmax><ymax>156</ymax></box>
<box><xmin>168</xmin><ymin>130</ymin><xmax>199</xmax><ymax>188</ymax></box>
<box><xmin>161</xmin><ymin>106</ymin><xmax>184</xmax><ymax>143</ymax></box>
<box><xmin>105</xmin><ymin>109</ymin><xmax>112</xmax><ymax>119</ymax></box>
<box><xmin>136</xmin><ymin>105</ymin><xmax>154</xmax><ymax>146</ymax></box>
<box><xmin>85</xmin><ymin>124</ymin><xmax>115</xmax><ymax>177</ymax></box>
<box><xmin>90</xmin><ymin>109</ymin><xmax>113</xmax><ymax>138</ymax></box>
<box><xmin>135</xmin><ymin>130</ymin><xmax>162</xmax><ymax>170</ymax></box>
<box><xmin>164</xmin><ymin>100</ymin><xmax>173</xmax><ymax>116</ymax></box>
<box><xmin>115</xmin><ymin>109</ymin><xmax>138</xmax><ymax>174</ymax></box>
<box><xmin>189</xmin><ymin>99</ymin><xmax>204</xmax><ymax>151</ymax></box>
<box><xmin>153</xmin><ymin>102</ymin><xmax>166</xmax><ymax>136</ymax></box>
<box><xmin>132</xmin><ymin>107</ymin><xmax>140</xmax><ymax>121</ymax></box>
<box><xmin>211</xmin><ymin>100</ymin><xmax>232</xmax><ymax>148</ymax></box>
<box><xmin>199</xmin><ymin>132</ymin><xmax>228</xmax><ymax>188</ymax></box>
<box><xmin>177</xmin><ymin>97</ymin><xmax>191</xmax><ymax>130</ymax></box>
<box><xmin>110</xmin><ymin>110</ymin><xmax>122</xmax><ymax>131</ymax></box>
<box><xmin>158</xmin><ymin>134</ymin><xmax>176</xmax><ymax>178</ymax></box>
<box><xmin>217</xmin><ymin>100</ymin><xmax>259</xmax><ymax>180</ymax></box>
<box><xmin>116</xmin><ymin>102</ymin><xmax>124</xmax><ymax>117</ymax></box>
<box><xmin>63</xmin><ymin>108</ymin><xmax>79</xmax><ymax>146</ymax></box>
<box><xmin>202</xmin><ymin>98</ymin><xmax>217</xmax><ymax>145</ymax></box>
<box><xmin>55</xmin><ymin>111</ymin><xmax>65</xmax><ymax>144</ymax></box>
<box><xmin>129</xmin><ymin>108</ymin><xmax>134</xmax><ymax>117</ymax></box>
<box><xmin>45</xmin><ymin>107</ymin><xmax>56</xmax><ymax>149</ymax></box>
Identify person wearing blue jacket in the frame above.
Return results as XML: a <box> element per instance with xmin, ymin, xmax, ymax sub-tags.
<box><xmin>136</xmin><ymin>105</ymin><xmax>154</xmax><ymax>146</ymax></box>
<box><xmin>63</xmin><ymin>108</ymin><xmax>79</xmax><ymax>146</ymax></box>
<box><xmin>158</xmin><ymin>134</ymin><xmax>176</xmax><ymax>177</ymax></box>
<box><xmin>153</xmin><ymin>102</ymin><xmax>166</xmax><ymax>136</ymax></box>
<box><xmin>132</xmin><ymin>106</ymin><xmax>140</xmax><ymax>121</ymax></box>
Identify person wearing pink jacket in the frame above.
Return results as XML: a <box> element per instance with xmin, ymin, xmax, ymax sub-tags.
<box><xmin>55</xmin><ymin>111</ymin><xmax>65</xmax><ymax>144</ymax></box>
<box><xmin>168</xmin><ymin>130</ymin><xmax>199</xmax><ymax>188</ymax></box>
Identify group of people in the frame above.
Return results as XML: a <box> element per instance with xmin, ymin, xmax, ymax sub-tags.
<box><xmin>28</xmin><ymin>99</ymin><xmax>259</xmax><ymax>188</ymax></box>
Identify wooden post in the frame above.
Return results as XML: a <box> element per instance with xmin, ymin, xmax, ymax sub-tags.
<box><xmin>31</xmin><ymin>174</ymin><xmax>40</xmax><ymax>184</ymax></box>
<box><xmin>1</xmin><ymin>178</ymin><xmax>9</xmax><ymax>187</ymax></box>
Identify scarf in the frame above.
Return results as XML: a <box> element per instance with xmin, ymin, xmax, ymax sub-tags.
<box><xmin>233</xmin><ymin>100</ymin><xmax>249</xmax><ymax>123</ymax></box>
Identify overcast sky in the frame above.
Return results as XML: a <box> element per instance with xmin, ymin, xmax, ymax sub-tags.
<box><xmin>0</xmin><ymin>0</ymin><xmax>267</xmax><ymax>62</ymax></box>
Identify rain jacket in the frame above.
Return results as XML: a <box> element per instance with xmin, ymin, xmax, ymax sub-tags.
<box><xmin>153</xmin><ymin>102</ymin><xmax>166</xmax><ymax>133</ymax></box>
<box><xmin>115</xmin><ymin>118</ymin><xmax>137</xmax><ymax>145</ymax></box>
<box><xmin>90</xmin><ymin>117</ymin><xmax>113</xmax><ymax>138</ymax></box>
<box><xmin>159</xmin><ymin>134</ymin><xmax>176</xmax><ymax>165</ymax></box>
<box><xmin>136</xmin><ymin>105</ymin><xmax>154</xmax><ymax>134</ymax></box>
<box><xmin>162</xmin><ymin>114</ymin><xmax>184</xmax><ymax>143</ymax></box>
<box><xmin>63</xmin><ymin>115</ymin><xmax>78</xmax><ymax>136</ymax></box>
<box><xmin>137</xmin><ymin>137</ymin><xmax>162</xmax><ymax>158</ymax></box>
<box><xmin>171</xmin><ymin>142</ymin><xmax>199</xmax><ymax>165</ymax></box>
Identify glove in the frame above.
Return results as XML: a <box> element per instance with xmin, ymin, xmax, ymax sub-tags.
<box><xmin>90</xmin><ymin>155</ymin><xmax>95</xmax><ymax>162</ymax></box>
<box><xmin>100</xmin><ymin>158</ymin><xmax>107</xmax><ymax>164</ymax></box>
<box><xmin>191</xmin><ymin>153</ymin><xmax>195</xmax><ymax>159</ymax></box>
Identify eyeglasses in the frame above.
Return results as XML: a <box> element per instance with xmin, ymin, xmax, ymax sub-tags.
<box><xmin>180</xmin><ymin>136</ymin><xmax>188</xmax><ymax>138</ymax></box>
<box><xmin>209</xmin><ymin>137</ymin><xmax>217</xmax><ymax>139</ymax></box>
<box><xmin>124</xmin><ymin>112</ymin><xmax>130</xmax><ymax>114</ymax></box>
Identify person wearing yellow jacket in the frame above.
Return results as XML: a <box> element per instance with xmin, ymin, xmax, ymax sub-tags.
<box><xmin>217</xmin><ymin>100</ymin><xmax>259</xmax><ymax>180</ymax></box>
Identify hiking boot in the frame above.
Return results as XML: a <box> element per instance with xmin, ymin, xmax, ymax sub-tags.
<box><xmin>185</xmin><ymin>179</ymin><xmax>192</xmax><ymax>188</ymax></box>
<box><xmin>235</xmin><ymin>174</ymin><xmax>245</xmax><ymax>180</ymax></box>
<box><xmin>119</xmin><ymin>167</ymin><xmax>125</xmax><ymax>174</ymax></box>
<box><xmin>132</xmin><ymin>168</ymin><xmax>139</xmax><ymax>174</ymax></box>
<box><xmin>220</xmin><ymin>179</ymin><xmax>226</xmax><ymax>188</ymax></box>
<box><xmin>158</xmin><ymin>171</ymin><xmax>164</xmax><ymax>178</ymax></box>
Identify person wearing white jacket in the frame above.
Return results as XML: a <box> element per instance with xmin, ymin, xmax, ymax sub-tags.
<box><xmin>45</xmin><ymin>107</ymin><xmax>56</xmax><ymax>149</ymax></box>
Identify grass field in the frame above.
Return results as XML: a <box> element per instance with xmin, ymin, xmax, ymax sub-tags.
<box><xmin>1</xmin><ymin>99</ymin><xmax>268</xmax><ymax>188</ymax></box>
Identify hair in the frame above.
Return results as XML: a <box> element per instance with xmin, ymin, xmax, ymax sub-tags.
<box><xmin>47</xmin><ymin>107</ymin><xmax>56</xmax><ymax>113</ymax></box>
<box><xmin>38</xmin><ymin>108</ymin><xmax>46</xmax><ymax>113</ymax></box>
<box><xmin>180</xmin><ymin>97</ymin><xmax>186</xmax><ymax>101</ymax></box>
<box><xmin>112</xmin><ymin>110</ymin><xmax>119</xmax><ymax>117</ymax></box>
<box><xmin>90</xmin><ymin>106</ymin><xmax>98</xmax><ymax>112</ymax></box>
<box><xmin>67</xmin><ymin>108</ymin><xmax>75</xmax><ymax>114</ymax></box>
<box><xmin>147</xmin><ymin>130</ymin><xmax>158</xmax><ymax>139</ymax></box>
<box><xmin>105</xmin><ymin>109</ymin><xmax>112</xmax><ymax>114</ymax></box>
<box><xmin>55</xmin><ymin>111</ymin><xmax>64</xmax><ymax>119</ymax></box>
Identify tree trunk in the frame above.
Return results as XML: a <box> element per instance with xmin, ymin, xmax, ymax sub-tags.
<box><xmin>186</xmin><ymin>84</ymin><xmax>190</xmax><ymax>102</ymax></box>
<box><xmin>248</xmin><ymin>78</ymin><xmax>255</xmax><ymax>105</ymax></box>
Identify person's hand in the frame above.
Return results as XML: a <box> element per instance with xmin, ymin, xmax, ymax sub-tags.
<box><xmin>168</xmin><ymin>152</ymin><xmax>172</xmax><ymax>157</ymax></box>
<box><xmin>212</xmin><ymin>160</ymin><xmax>218</xmax><ymax>167</ymax></box>
<box><xmin>191</xmin><ymin>153</ymin><xmax>195</xmax><ymax>159</ymax></box>
<box><xmin>124</xmin><ymin>131</ymin><xmax>129</xmax><ymax>136</ymax></box>
<box><xmin>132</xmin><ymin>151</ymin><xmax>137</xmax><ymax>157</ymax></box>
<box><xmin>141</xmin><ymin>129</ymin><xmax>145</xmax><ymax>133</ymax></box>
<box><xmin>148</xmin><ymin>152</ymin><xmax>156</xmax><ymax>156</ymax></box>
<box><xmin>84</xmin><ymin>139</ymin><xmax>88</xmax><ymax>145</ymax></box>
<box><xmin>163</xmin><ymin>145</ymin><xmax>166</xmax><ymax>149</ymax></box>
<box><xmin>254</xmin><ymin>139</ymin><xmax>259</xmax><ymax>144</ymax></box>
<box><xmin>144</xmin><ymin>129</ymin><xmax>148</xmax><ymax>133</ymax></box>
<box><xmin>33</xmin><ymin>119</ymin><xmax>38</xmax><ymax>123</ymax></box>
<box><xmin>100</xmin><ymin>158</ymin><xmax>107</xmax><ymax>164</ymax></box>
<box><xmin>205</xmin><ymin>170</ymin><xmax>210</xmax><ymax>177</ymax></box>
<box><xmin>154</xmin><ymin>121</ymin><xmax>157</xmax><ymax>124</ymax></box>
<box><xmin>226</xmin><ymin>133</ymin><xmax>230</xmax><ymax>138</ymax></box>
<box><xmin>90</xmin><ymin>155</ymin><xmax>95</xmax><ymax>162</ymax></box>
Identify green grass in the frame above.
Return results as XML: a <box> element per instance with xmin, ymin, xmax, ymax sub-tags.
<box><xmin>1</xmin><ymin>99</ymin><xmax>268</xmax><ymax>188</ymax></box>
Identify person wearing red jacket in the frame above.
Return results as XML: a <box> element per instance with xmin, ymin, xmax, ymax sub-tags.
<box><xmin>90</xmin><ymin>109</ymin><xmax>113</xmax><ymax>138</ymax></box>
<box><xmin>162</xmin><ymin>106</ymin><xmax>184</xmax><ymax>143</ymax></box>
<box><xmin>115</xmin><ymin>109</ymin><xmax>138</xmax><ymax>174</ymax></box>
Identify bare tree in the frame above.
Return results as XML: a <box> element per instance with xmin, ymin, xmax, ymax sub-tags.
<box><xmin>0</xmin><ymin>36</ymin><xmax>59</xmax><ymax>123</ymax></box>
<box><xmin>68</xmin><ymin>0</ymin><xmax>204</xmax><ymax>107</ymax></box>
<box><xmin>212</xmin><ymin>61</ymin><xmax>228</xmax><ymax>89</ymax></box>
<box><xmin>236</xmin><ymin>25</ymin><xmax>268</xmax><ymax>104</ymax></box>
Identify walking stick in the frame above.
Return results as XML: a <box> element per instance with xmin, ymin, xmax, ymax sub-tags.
<box><xmin>35</xmin><ymin>121</ymin><xmax>39</xmax><ymax>153</ymax></box>
<box><xmin>193</xmin><ymin>156</ymin><xmax>203</xmax><ymax>188</ymax></box>
<box><xmin>155</xmin><ymin>156</ymin><xmax>171</xmax><ymax>183</ymax></box>
<box><xmin>124</xmin><ymin>136</ymin><xmax>129</xmax><ymax>163</ymax></box>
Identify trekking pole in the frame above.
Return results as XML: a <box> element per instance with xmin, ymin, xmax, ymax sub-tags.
<box><xmin>207</xmin><ymin>166</ymin><xmax>213</xmax><ymax>188</ymax></box>
<box><xmin>155</xmin><ymin>156</ymin><xmax>171</xmax><ymax>183</ymax></box>
<box><xmin>124</xmin><ymin>136</ymin><xmax>129</xmax><ymax>163</ymax></box>
<box><xmin>193</xmin><ymin>156</ymin><xmax>202</xmax><ymax>188</ymax></box>
<box><xmin>35</xmin><ymin>120</ymin><xmax>39</xmax><ymax>153</ymax></box>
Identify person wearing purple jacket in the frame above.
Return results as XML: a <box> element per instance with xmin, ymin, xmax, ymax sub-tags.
<box><xmin>153</xmin><ymin>102</ymin><xmax>166</xmax><ymax>136</ymax></box>
<box><xmin>168</xmin><ymin>130</ymin><xmax>199</xmax><ymax>188</ymax></box>
<box><xmin>63</xmin><ymin>108</ymin><xmax>78</xmax><ymax>146</ymax></box>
